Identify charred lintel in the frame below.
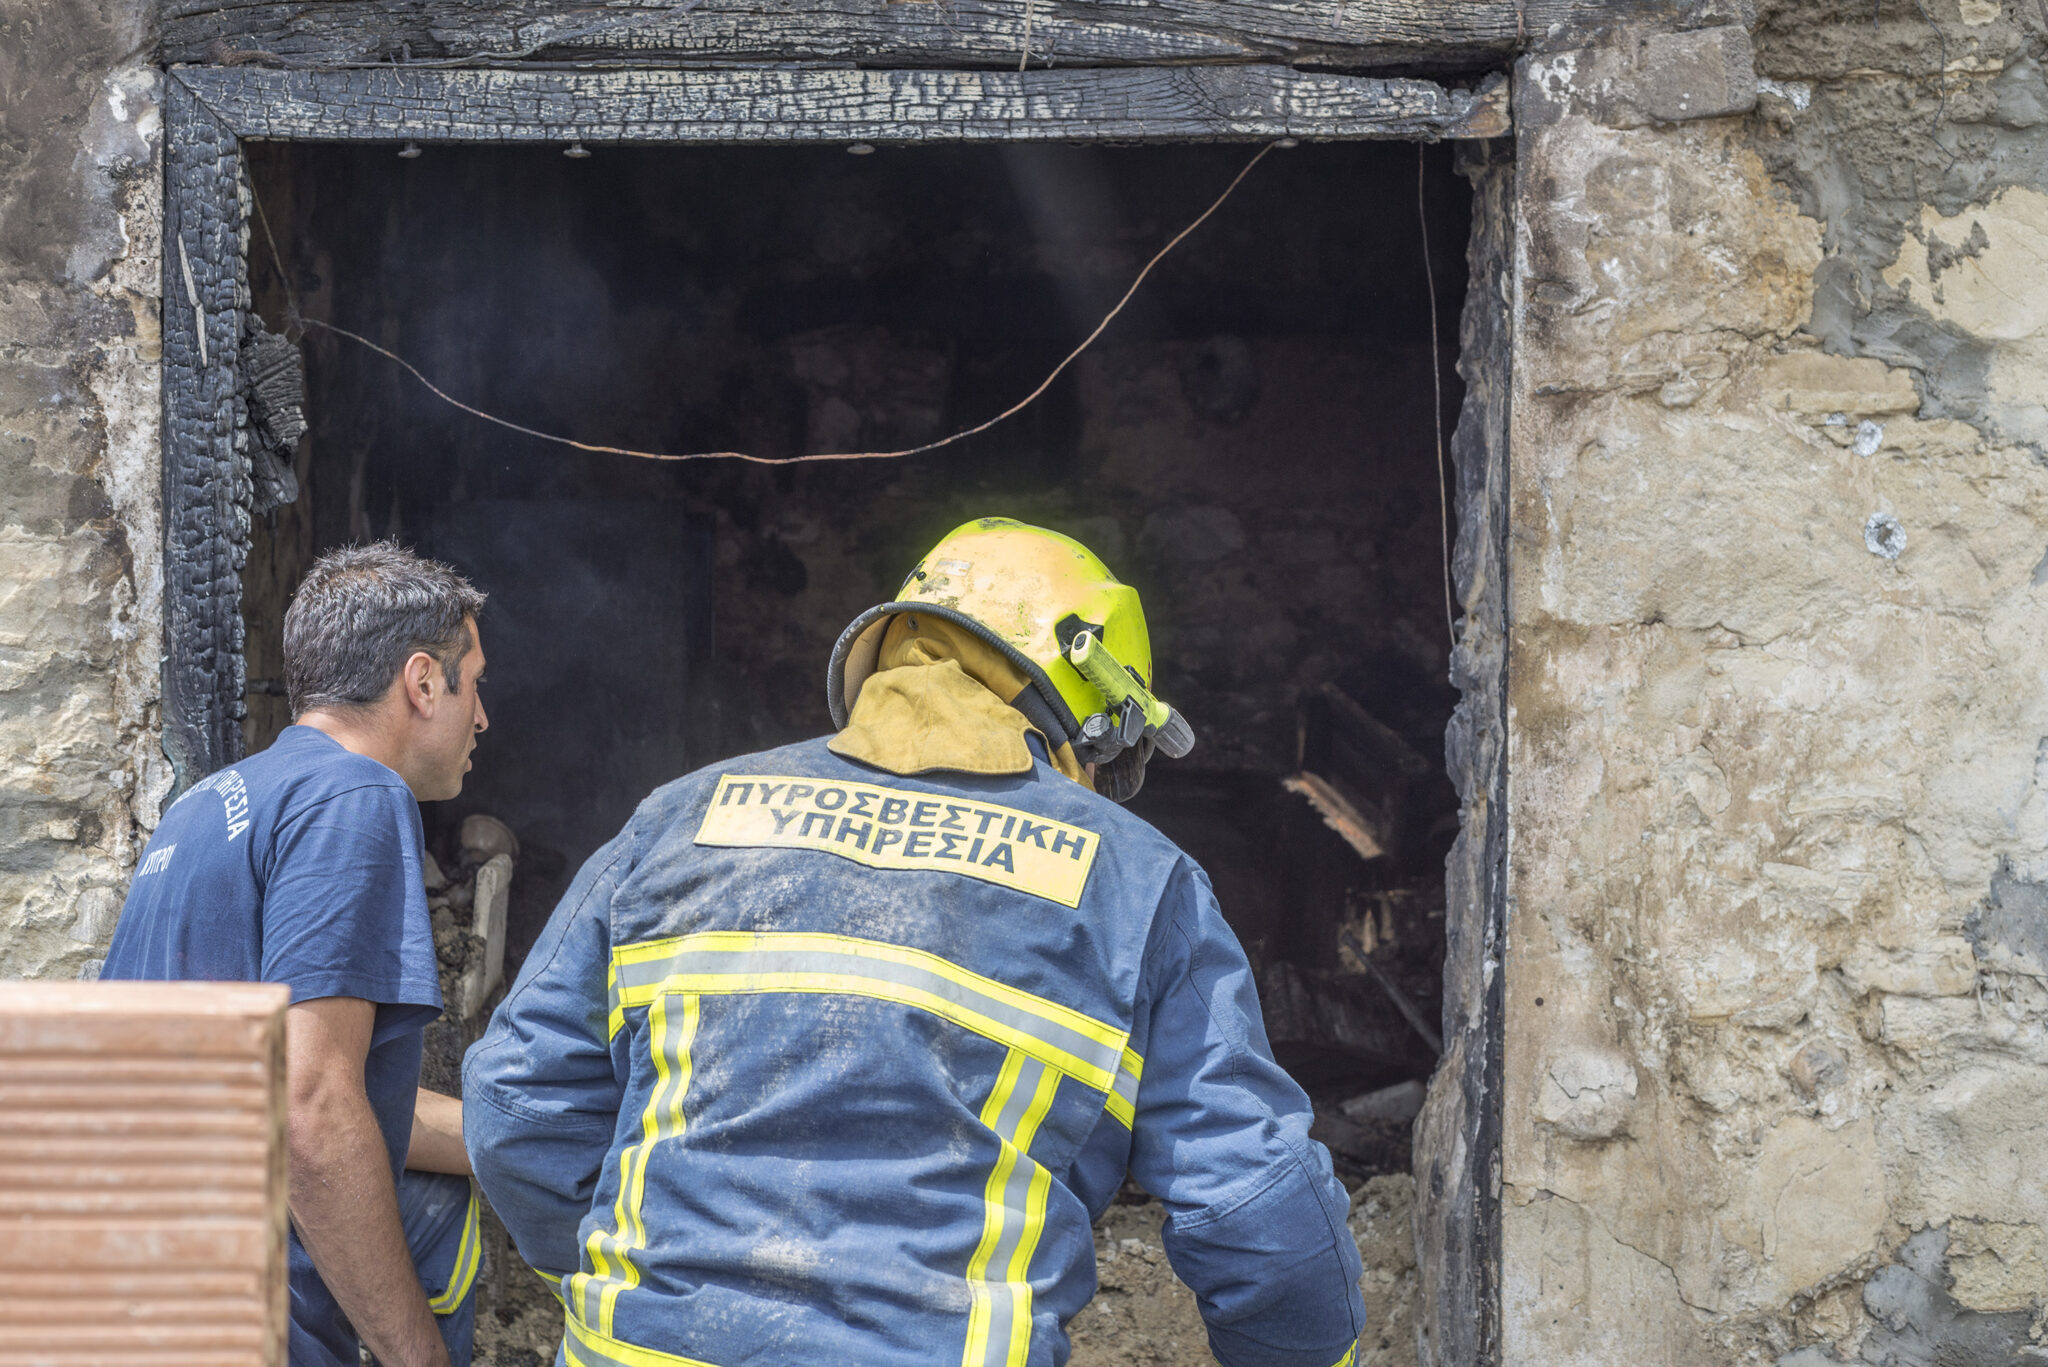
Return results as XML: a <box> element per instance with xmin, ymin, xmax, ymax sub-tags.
<box><xmin>162</xmin><ymin>0</ymin><xmax>1522</xmax><ymax>73</ymax></box>
<box><xmin>160</xmin><ymin>0</ymin><xmax>1688</xmax><ymax>73</ymax></box>
<box><xmin>174</xmin><ymin>63</ymin><xmax>1509</xmax><ymax>144</ymax></box>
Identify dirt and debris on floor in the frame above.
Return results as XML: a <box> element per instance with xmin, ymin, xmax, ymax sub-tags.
<box><xmin>469</xmin><ymin>1179</ymin><xmax>1421</xmax><ymax>1365</ymax></box>
<box><xmin>471</xmin><ymin>1194</ymin><xmax>571</xmax><ymax>1367</ymax></box>
<box><xmin>1065</xmin><ymin>1177</ymin><xmax>1419</xmax><ymax>1367</ymax></box>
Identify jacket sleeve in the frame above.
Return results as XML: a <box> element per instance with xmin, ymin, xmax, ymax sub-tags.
<box><xmin>462</xmin><ymin>827</ymin><xmax>636</xmax><ymax>1281</ymax></box>
<box><xmin>1124</xmin><ymin>858</ymin><xmax>1365</xmax><ymax>1367</ymax></box>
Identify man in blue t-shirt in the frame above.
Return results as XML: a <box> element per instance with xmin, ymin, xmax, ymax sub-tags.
<box><xmin>105</xmin><ymin>542</ymin><xmax>492</xmax><ymax>1367</ymax></box>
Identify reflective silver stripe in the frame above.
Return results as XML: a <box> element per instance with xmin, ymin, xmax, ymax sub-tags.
<box><xmin>613</xmin><ymin>945</ymin><xmax>1124</xmax><ymax>1084</ymax></box>
<box><xmin>1111</xmin><ymin>1058</ymin><xmax>1139</xmax><ymax>1113</ymax></box>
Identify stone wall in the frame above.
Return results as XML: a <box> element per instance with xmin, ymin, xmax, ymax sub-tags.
<box><xmin>1500</xmin><ymin>3</ymin><xmax>2048</xmax><ymax>1362</ymax></box>
<box><xmin>0</xmin><ymin>0</ymin><xmax>165</xmax><ymax>980</ymax></box>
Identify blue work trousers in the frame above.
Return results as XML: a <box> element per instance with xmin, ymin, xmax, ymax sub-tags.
<box><xmin>306</xmin><ymin>1170</ymin><xmax>479</xmax><ymax>1367</ymax></box>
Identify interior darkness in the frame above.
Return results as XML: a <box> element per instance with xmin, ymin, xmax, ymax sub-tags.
<box><xmin>244</xmin><ymin>140</ymin><xmax>1470</xmax><ymax>1173</ymax></box>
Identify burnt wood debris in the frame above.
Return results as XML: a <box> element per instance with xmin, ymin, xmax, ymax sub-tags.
<box><xmin>240</xmin><ymin>323</ymin><xmax>305</xmax><ymax>516</ymax></box>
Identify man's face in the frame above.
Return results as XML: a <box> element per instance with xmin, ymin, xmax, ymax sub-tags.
<box><xmin>421</xmin><ymin>618</ymin><xmax>488</xmax><ymax>801</ymax></box>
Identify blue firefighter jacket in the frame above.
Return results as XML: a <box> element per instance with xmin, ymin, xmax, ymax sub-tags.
<box><xmin>464</xmin><ymin>736</ymin><xmax>1366</xmax><ymax>1367</ymax></box>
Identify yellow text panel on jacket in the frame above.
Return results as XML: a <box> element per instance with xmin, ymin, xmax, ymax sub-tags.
<box><xmin>695</xmin><ymin>775</ymin><xmax>1101</xmax><ymax>907</ymax></box>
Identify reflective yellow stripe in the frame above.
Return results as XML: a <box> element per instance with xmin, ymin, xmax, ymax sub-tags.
<box><xmin>609</xmin><ymin>931</ymin><xmax>1129</xmax><ymax>1096</ymax></box>
<box><xmin>535</xmin><ymin>1268</ymin><xmax>566</xmax><ymax>1305</ymax></box>
<box><xmin>562</xmin><ymin>1312</ymin><xmax>722</xmax><ymax>1367</ymax></box>
<box><xmin>573</xmin><ymin>992</ymin><xmax>700</xmax><ymax>1335</ymax></box>
<box><xmin>426</xmin><ymin>1184</ymin><xmax>481</xmax><ymax>1315</ymax></box>
<box><xmin>960</xmin><ymin>1049</ymin><xmax>1061</xmax><ymax>1367</ymax></box>
<box><xmin>962</xmin><ymin>1051</ymin><xmax>1026</xmax><ymax>1361</ymax></box>
<box><xmin>1000</xmin><ymin>1073</ymin><xmax>1058</xmax><ymax>1365</ymax></box>
<box><xmin>1330</xmin><ymin>1341</ymin><xmax>1360</xmax><ymax>1367</ymax></box>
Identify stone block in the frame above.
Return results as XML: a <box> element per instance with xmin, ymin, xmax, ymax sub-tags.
<box><xmin>66</xmin><ymin>886</ymin><xmax>122</xmax><ymax>945</ymax></box>
<box><xmin>1502</xmin><ymin>1191</ymin><xmax>1714</xmax><ymax>1364</ymax></box>
<box><xmin>1754</xmin><ymin>352</ymin><xmax>1923</xmax><ymax>418</ymax></box>
<box><xmin>1736</xmin><ymin>1117</ymin><xmax>1887</xmax><ymax>1301</ymax></box>
<box><xmin>0</xmin><ymin>981</ymin><xmax>289</xmax><ymax>1365</ymax></box>
<box><xmin>1839</xmin><ymin>941</ymin><xmax>1978</xmax><ymax>999</ymax></box>
<box><xmin>1882</xmin><ymin>1065</ymin><xmax>2048</xmax><ymax>1231</ymax></box>
<box><xmin>1523</xmin><ymin>26</ymin><xmax>1758</xmax><ymax>130</ymax></box>
<box><xmin>461</xmin><ymin>852</ymin><xmax>513</xmax><ymax>1017</ymax></box>
<box><xmin>1532</xmin><ymin>1045</ymin><xmax>1638</xmax><ymax>1141</ymax></box>
<box><xmin>1946</xmin><ymin>1218</ymin><xmax>2048</xmax><ymax>1313</ymax></box>
<box><xmin>1787</xmin><ymin>1040</ymin><xmax>1847</xmax><ymax>1099</ymax></box>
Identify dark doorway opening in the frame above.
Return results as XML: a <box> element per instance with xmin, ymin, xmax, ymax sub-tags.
<box><xmin>240</xmin><ymin>139</ymin><xmax>1470</xmax><ymax>1181</ymax></box>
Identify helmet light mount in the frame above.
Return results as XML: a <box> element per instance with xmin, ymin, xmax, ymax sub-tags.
<box><xmin>1063</xmin><ymin>628</ymin><xmax>1196</xmax><ymax>766</ymax></box>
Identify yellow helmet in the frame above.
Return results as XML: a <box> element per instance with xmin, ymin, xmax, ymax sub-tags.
<box><xmin>828</xmin><ymin>517</ymin><xmax>1195</xmax><ymax>800</ymax></box>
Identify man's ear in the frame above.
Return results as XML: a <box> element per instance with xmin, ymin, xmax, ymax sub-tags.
<box><xmin>402</xmin><ymin>649</ymin><xmax>441</xmax><ymax>716</ymax></box>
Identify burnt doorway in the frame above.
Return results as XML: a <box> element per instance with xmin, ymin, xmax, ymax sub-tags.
<box><xmin>238</xmin><ymin>136</ymin><xmax>1471</xmax><ymax>1179</ymax></box>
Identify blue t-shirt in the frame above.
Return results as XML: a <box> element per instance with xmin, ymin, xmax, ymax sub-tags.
<box><xmin>103</xmin><ymin>724</ymin><xmax>443</xmax><ymax>1365</ymax></box>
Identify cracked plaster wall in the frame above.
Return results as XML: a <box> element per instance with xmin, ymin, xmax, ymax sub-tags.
<box><xmin>1504</xmin><ymin>2</ymin><xmax>2048</xmax><ymax>1362</ymax></box>
<box><xmin>0</xmin><ymin>0</ymin><xmax>168</xmax><ymax>980</ymax></box>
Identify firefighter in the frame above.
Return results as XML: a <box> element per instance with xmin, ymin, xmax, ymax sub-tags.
<box><xmin>464</xmin><ymin>517</ymin><xmax>1367</xmax><ymax>1367</ymax></box>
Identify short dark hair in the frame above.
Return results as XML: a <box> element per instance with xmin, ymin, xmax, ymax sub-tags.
<box><xmin>284</xmin><ymin>541</ymin><xmax>487</xmax><ymax>719</ymax></box>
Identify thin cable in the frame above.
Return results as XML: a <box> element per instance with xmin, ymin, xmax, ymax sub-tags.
<box><xmin>248</xmin><ymin>179</ymin><xmax>302</xmax><ymax>336</ymax></box>
<box><xmin>1418</xmin><ymin>143</ymin><xmax>1453</xmax><ymax>648</ymax></box>
<box><xmin>296</xmin><ymin>142</ymin><xmax>1275</xmax><ymax>466</ymax></box>
<box><xmin>1019</xmin><ymin>0</ymin><xmax>1035</xmax><ymax>70</ymax></box>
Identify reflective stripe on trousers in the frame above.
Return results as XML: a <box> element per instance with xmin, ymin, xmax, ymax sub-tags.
<box><xmin>427</xmin><ymin>1182</ymin><xmax>483</xmax><ymax>1316</ymax></box>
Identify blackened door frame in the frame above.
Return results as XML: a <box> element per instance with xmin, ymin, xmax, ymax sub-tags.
<box><xmin>160</xmin><ymin>62</ymin><xmax>1505</xmax><ymax>790</ymax></box>
<box><xmin>159</xmin><ymin>60</ymin><xmax>1513</xmax><ymax>1367</ymax></box>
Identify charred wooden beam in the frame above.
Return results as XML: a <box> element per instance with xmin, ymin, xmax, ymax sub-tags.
<box><xmin>162</xmin><ymin>77</ymin><xmax>252</xmax><ymax>793</ymax></box>
<box><xmin>174</xmin><ymin>63</ymin><xmax>1508</xmax><ymax>144</ymax></box>
<box><xmin>163</xmin><ymin>0</ymin><xmax>1538</xmax><ymax>73</ymax></box>
<box><xmin>1309</xmin><ymin>1109</ymin><xmax>1411</xmax><ymax>1174</ymax></box>
<box><xmin>1287</xmin><ymin>681</ymin><xmax>1436</xmax><ymax>866</ymax></box>
<box><xmin>1259</xmin><ymin>960</ymin><xmax>1434</xmax><ymax>1085</ymax></box>
<box><xmin>1342</xmin><ymin>929</ymin><xmax>1442</xmax><ymax>1054</ymax></box>
<box><xmin>1416</xmin><ymin>135</ymin><xmax>1516</xmax><ymax>1367</ymax></box>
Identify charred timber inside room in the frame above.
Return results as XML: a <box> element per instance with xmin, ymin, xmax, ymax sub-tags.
<box><xmin>238</xmin><ymin>139</ymin><xmax>1472</xmax><ymax>1176</ymax></box>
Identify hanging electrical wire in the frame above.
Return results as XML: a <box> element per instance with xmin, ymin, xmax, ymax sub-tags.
<box><xmin>262</xmin><ymin>143</ymin><xmax>1276</xmax><ymax>467</ymax></box>
<box><xmin>1418</xmin><ymin>143</ymin><xmax>1454</xmax><ymax>649</ymax></box>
